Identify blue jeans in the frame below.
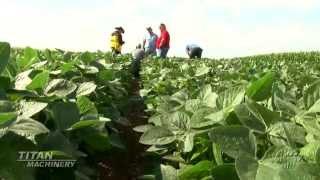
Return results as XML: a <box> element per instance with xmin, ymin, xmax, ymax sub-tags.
<box><xmin>145</xmin><ymin>48</ymin><xmax>156</xmax><ymax>56</ymax></box>
<box><xmin>156</xmin><ymin>48</ymin><xmax>169</xmax><ymax>58</ymax></box>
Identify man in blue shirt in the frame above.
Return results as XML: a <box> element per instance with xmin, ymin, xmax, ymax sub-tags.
<box><xmin>143</xmin><ymin>27</ymin><xmax>158</xmax><ymax>56</ymax></box>
<box><xmin>186</xmin><ymin>44</ymin><xmax>203</xmax><ymax>59</ymax></box>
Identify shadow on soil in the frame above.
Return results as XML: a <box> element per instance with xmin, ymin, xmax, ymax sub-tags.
<box><xmin>98</xmin><ymin>79</ymin><xmax>152</xmax><ymax>180</ymax></box>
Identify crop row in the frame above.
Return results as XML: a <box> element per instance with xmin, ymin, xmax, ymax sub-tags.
<box><xmin>136</xmin><ymin>53</ymin><xmax>320</xmax><ymax>179</ymax></box>
<box><xmin>0</xmin><ymin>42</ymin><xmax>133</xmax><ymax>179</ymax></box>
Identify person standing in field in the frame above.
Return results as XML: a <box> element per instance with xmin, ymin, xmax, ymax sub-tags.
<box><xmin>110</xmin><ymin>27</ymin><xmax>125</xmax><ymax>56</ymax></box>
<box><xmin>143</xmin><ymin>27</ymin><xmax>158</xmax><ymax>56</ymax></box>
<box><xmin>156</xmin><ymin>23</ymin><xmax>170</xmax><ymax>58</ymax></box>
<box><xmin>131</xmin><ymin>44</ymin><xmax>145</xmax><ymax>78</ymax></box>
<box><xmin>186</xmin><ymin>44</ymin><xmax>203</xmax><ymax>59</ymax></box>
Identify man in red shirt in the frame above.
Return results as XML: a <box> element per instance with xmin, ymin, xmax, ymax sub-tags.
<box><xmin>156</xmin><ymin>23</ymin><xmax>170</xmax><ymax>58</ymax></box>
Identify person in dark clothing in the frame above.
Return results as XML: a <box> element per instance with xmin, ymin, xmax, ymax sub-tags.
<box><xmin>131</xmin><ymin>44</ymin><xmax>145</xmax><ymax>78</ymax></box>
<box><xmin>186</xmin><ymin>44</ymin><xmax>203</xmax><ymax>59</ymax></box>
<box><xmin>110</xmin><ymin>27</ymin><xmax>125</xmax><ymax>56</ymax></box>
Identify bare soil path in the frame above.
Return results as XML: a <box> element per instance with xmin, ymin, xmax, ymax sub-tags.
<box><xmin>98</xmin><ymin>79</ymin><xmax>150</xmax><ymax>180</ymax></box>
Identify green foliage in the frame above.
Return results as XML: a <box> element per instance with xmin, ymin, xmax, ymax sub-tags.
<box><xmin>246</xmin><ymin>72</ymin><xmax>275</xmax><ymax>101</ymax></box>
<box><xmin>18</xmin><ymin>47</ymin><xmax>38</xmax><ymax>70</ymax></box>
<box><xmin>3</xmin><ymin>43</ymin><xmax>320</xmax><ymax>179</ymax></box>
<box><xmin>51</xmin><ymin>102</ymin><xmax>80</xmax><ymax>130</ymax></box>
<box><xmin>139</xmin><ymin>126</ymin><xmax>175</xmax><ymax>145</ymax></box>
<box><xmin>0</xmin><ymin>44</ymin><xmax>132</xmax><ymax>179</ymax></box>
<box><xmin>44</xmin><ymin>79</ymin><xmax>77</xmax><ymax>97</ymax></box>
<box><xmin>26</xmin><ymin>70</ymin><xmax>50</xmax><ymax>91</ymax></box>
<box><xmin>0</xmin><ymin>42</ymin><xmax>11</xmax><ymax>75</ymax></box>
<box><xmin>138</xmin><ymin>52</ymin><xmax>320</xmax><ymax>179</ymax></box>
<box><xmin>179</xmin><ymin>160</ymin><xmax>213</xmax><ymax>179</ymax></box>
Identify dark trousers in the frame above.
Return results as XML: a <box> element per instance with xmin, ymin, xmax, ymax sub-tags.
<box><xmin>131</xmin><ymin>58</ymin><xmax>141</xmax><ymax>78</ymax></box>
<box><xmin>111</xmin><ymin>48</ymin><xmax>121</xmax><ymax>57</ymax></box>
<box><xmin>189</xmin><ymin>47</ymin><xmax>203</xmax><ymax>59</ymax></box>
<box><xmin>157</xmin><ymin>48</ymin><xmax>169</xmax><ymax>58</ymax></box>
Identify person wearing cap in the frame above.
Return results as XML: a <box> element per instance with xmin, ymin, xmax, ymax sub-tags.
<box><xmin>131</xmin><ymin>44</ymin><xmax>145</xmax><ymax>78</ymax></box>
<box><xmin>110</xmin><ymin>27</ymin><xmax>125</xmax><ymax>56</ymax></box>
<box><xmin>143</xmin><ymin>27</ymin><xmax>158</xmax><ymax>56</ymax></box>
<box><xmin>156</xmin><ymin>23</ymin><xmax>170</xmax><ymax>58</ymax></box>
<box><xmin>186</xmin><ymin>44</ymin><xmax>203</xmax><ymax>59</ymax></box>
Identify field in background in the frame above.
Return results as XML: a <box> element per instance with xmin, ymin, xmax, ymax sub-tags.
<box><xmin>1</xmin><ymin>42</ymin><xmax>320</xmax><ymax>180</ymax></box>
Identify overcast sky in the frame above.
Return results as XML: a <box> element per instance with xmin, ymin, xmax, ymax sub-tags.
<box><xmin>1</xmin><ymin>0</ymin><xmax>320</xmax><ymax>58</ymax></box>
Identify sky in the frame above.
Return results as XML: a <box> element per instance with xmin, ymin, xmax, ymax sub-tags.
<box><xmin>1</xmin><ymin>0</ymin><xmax>320</xmax><ymax>58</ymax></box>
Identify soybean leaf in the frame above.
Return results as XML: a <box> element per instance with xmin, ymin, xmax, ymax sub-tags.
<box><xmin>67</xmin><ymin>118</ymin><xmax>110</xmax><ymax>131</ymax></box>
<box><xmin>236</xmin><ymin>146</ymin><xmax>320</xmax><ymax>180</ymax></box>
<box><xmin>37</xmin><ymin>131</ymin><xmax>80</xmax><ymax>157</ymax></box>
<box><xmin>217</xmin><ymin>85</ymin><xmax>245</xmax><ymax>114</ymax></box>
<box><xmin>303</xmin><ymin>80</ymin><xmax>320</xmax><ymax>110</ymax></box>
<box><xmin>170</xmin><ymin>90</ymin><xmax>188</xmax><ymax>105</ymax></box>
<box><xmin>17</xmin><ymin>100</ymin><xmax>48</xmax><ymax>118</ymax></box>
<box><xmin>81</xmin><ymin>127</ymin><xmax>111</xmax><ymax>151</ymax></box>
<box><xmin>300</xmin><ymin>141</ymin><xmax>320</xmax><ymax>164</ymax></box>
<box><xmin>191</xmin><ymin>108</ymin><xmax>220</xmax><ymax>128</ymax></box>
<box><xmin>199</xmin><ymin>84</ymin><xmax>218</xmax><ymax>108</ymax></box>
<box><xmin>133</xmin><ymin>124</ymin><xmax>154</xmax><ymax>133</ymax></box>
<box><xmin>139</xmin><ymin>126</ymin><xmax>176</xmax><ymax>145</ymax></box>
<box><xmin>306</xmin><ymin>98</ymin><xmax>320</xmax><ymax>114</ymax></box>
<box><xmin>183</xmin><ymin>132</ymin><xmax>195</xmax><ymax>153</ymax></box>
<box><xmin>185</xmin><ymin>99</ymin><xmax>202</xmax><ymax>112</ymax></box>
<box><xmin>18</xmin><ymin>47</ymin><xmax>38</xmax><ymax>70</ymax></box>
<box><xmin>235</xmin><ymin>104</ymin><xmax>266</xmax><ymax>133</ymax></box>
<box><xmin>0</xmin><ymin>42</ymin><xmax>10</xmax><ymax>75</ymax></box>
<box><xmin>302</xmin><ymin>118</ymin><xmax>320</xmax><ymax>138</ymax></box>
<box><xmin>76</xmin><ymin>82</ymin><xmax>97</xmax><ymax>97</ymax></box>
<box><xmin>246</xmin><ymin>72</ymin><xmax>275</xmax><ymax>101</ymax></box>
<box><xmin>76</xmin><ymin>96</ymin><xmax>98</xmax><ymax>115</ymax></box>
<box><xmin>269</xmin><ymin>122</ymin><xmax>306</xmax><ymax>147</ymax></box>
<box><xmin>235</xmin><ymin>152</ymin><xmax>259</xmax><ymax>180</ymax></box>
<box><xmin>26</xmin><ymin>71</ymin><xmax>50</xmax><ymax>91</ymax></box>
<box><xmin>0</xmin><ymin>76</ymin><xmax>10</xmax><ymax>90</ymax></box>
<box><xmin>14</xmin><ymin>69</ymin><xmax>33</xmax><ymax>90</ymax></box>
<box><xmin>209</xmin><ymin>125</ymin><xmax>256</xmax><ymax>158</ymax></box>
<box><xmin>160</xmin><ymin>164</ymin><xmax>178</xmax><ymax>180</ymax></box>
<box><xmin>0</xmin><ymin>100</ymin><xmax>14</xmax><ymax>112</ymax></box>
<box><xmin>273</xmin><ymin>96</ymin><xmax>300</xmax><ymax>118</ymax></box>
<box><xmin>165</xmin><ymin>111</ymin><xmax>190</xmax><ymax>133</ymax></box>
<box><xmin>235</xmin><ymin>100</ymin><xmax>280</xmax><ymax>133</ymax></box>
<box><xmin>195</xmin><ymin>65</ymin><xmax>210</xmax><ymax>77</ymax></box>
<box><xmin>44</xmin><ymin>79</ymin><xmax>77</xmax><ymax>97</ymax></box>
<box><xmin>8</xmin><ymin>118</ymin><xmax>49</xmax><ymax>142</ymax></box>
<box><xmin>51</xmin><ymin>102</ymin><xmax>80</xmax><ymax>130</ymax></box>
<box><xmin>0</xmin><ymin>112</ymin><xmax>17</xmax><ymax>129</ymax></box>
<box><xmin>0</xmin><ymin>132</ymin><xmax>36</xmax><ymax>180</ymax></box>
<box><xmin>245</xmin><ymin>100</ymin><xmax>280</xmax><ymax>127</ymax></box>
<box><xmin>211</xmin><ymin>164</ymin><xmax>239</xmax><ymax>180</ymax></box>
<box><xmin>179</xmin><ymin>160</ymin><xmax>213</xmax><ymax>180</ymax></box>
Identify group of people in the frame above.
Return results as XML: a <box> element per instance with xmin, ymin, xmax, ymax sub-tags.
<box><xmin>110</xmin><ymin>23</ymin><xmax>171</xmax><ymax>59</ymax></box>
<box><xmin>110</xmin><ymin>23</ymin><xmax>203</xmax><ymax>77</ymax></box>
<box><xmin>110</xmin><ymin>23</ymin><xmax>203</xmax><ymax>59</ymax></box>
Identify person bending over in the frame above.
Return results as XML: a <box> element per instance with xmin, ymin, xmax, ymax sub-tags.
<box><xmin>131</xmin><ymin>44</ymin><xmax>145</xmax><ymax>78</ymax></box>
<box><xmin>186</xmin><ymin>44</ymin><xmax>203</xmax><ymax>59</ymax></box>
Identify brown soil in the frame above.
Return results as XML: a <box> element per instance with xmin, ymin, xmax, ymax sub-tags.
<box><xmin>98</xmin><ymin>79</ymin><xmax>150</xmax><ymax>180</ymax></box>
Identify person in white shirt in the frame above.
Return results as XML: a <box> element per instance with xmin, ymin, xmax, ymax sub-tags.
<box><xmin>143</xmin><ymin>27</ymin><xmax>158</xmax><ymax>56</ymax></box>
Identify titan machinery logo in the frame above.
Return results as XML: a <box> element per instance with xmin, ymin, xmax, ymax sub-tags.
<box><xmin>17</xmin><ymin>151</ymin><xmax>76</xmax><ymax>168</ymax></box>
